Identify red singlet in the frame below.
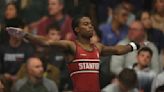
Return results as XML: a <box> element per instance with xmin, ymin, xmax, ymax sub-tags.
<box><xmin>67</xmin><ymin>42</ymin><xmax>100</xmax><ymax>92</ymax></box>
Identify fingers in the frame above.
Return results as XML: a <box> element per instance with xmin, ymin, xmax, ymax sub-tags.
<box><xmin>5</xmin><ymin>27</ymin><xmax>26</xmax><ymax>38</ymax></box>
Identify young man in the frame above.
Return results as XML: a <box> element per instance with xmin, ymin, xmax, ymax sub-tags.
<box><xmin>102</xmin><ymin>68</ymin><xmax>138</xmax><ymax>92</ymax></box>
<box><xmin>133</xmin><ymin>47</ymin><xmax>156</xmax><ymax>92</ymax></box>
<box><xmin>6</xmin><ymin>16</ymin><xmax>139</xmax><ymax>92</ymax></box>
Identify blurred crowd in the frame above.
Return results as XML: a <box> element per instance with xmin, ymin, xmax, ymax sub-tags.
<box><xmin>0</xmin><ymin>0</ymin><xmax>164</xmax><ymax>92</ymax></box>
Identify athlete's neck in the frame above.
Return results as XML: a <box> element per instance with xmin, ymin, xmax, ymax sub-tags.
<box><xmin>77</xmin><ymin>36</ymin><xmax>91</xmax><ymax>45</ymax></box>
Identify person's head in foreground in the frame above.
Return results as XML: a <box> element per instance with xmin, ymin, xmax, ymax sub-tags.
<box><xmin>118</xmin><ymin>68</ymin><xmax>138</xmax><ymax>92</ymax></box>
<box><xmin>156</xmin><ymin>85</ymin><xmax>164</xmax><ymax>92</ymax></box>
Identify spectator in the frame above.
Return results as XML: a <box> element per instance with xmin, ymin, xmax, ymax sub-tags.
<box><xmin>33</xmin><ymin>0</ymin><xmax>75</xmax><ymax>41</ymax></box>
<box><xmin>99</xmin><ymin>4</ymin><xmax>128</xmax><ymax>46</ymax></box>
<box><xmin>110</xmin><ymin>20</ymin><xmax>160</xmax><ymax>75</ymax></box>
<box><xmin>137</xmin><ymin>11</ymin><xmax>164</xmax><ymax>53</ymax></box>
<box><xmin>107</xmin><ymin>0</ymin><xmax>136</xmax><ymax>26</ymax></box>
<box><xmin>133</xmin><ymin>47</ymin><xmax>156</xmax><ymax>92</ymax></box>
<box><xmin>0</xmin><ymin>2</ymin><xmax>24</xmax><ymax>44</ymax></box>
<box><xmin>151</xmin><ymin>0</ymin><xmax>164</xmax><ymax>33</ymax></box>
<box><xmin>102</xmin><ymin>68</ymin><xmax>138</xmax><ymax>92</ymax></box>
<box><xmin>12</xmin><ymin>57</ymin><xmax>58</xmax><ymax>92</ymax></box>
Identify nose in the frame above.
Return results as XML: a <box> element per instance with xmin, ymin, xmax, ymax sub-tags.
<box><xmin>89</xmin><ymin>24</ymin><xmax>94</xmax><ymax>29</ymax></box>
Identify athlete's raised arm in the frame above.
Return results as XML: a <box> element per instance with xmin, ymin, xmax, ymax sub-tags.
<box><xmin>6</xmin><ymin>27</ymin><xmax>74</xmax><ymax>50</ymax></box>
<box><xmin>96</xmin><ymin>42</ymin><xmax>139</xmax><ymax>56</ymax></box>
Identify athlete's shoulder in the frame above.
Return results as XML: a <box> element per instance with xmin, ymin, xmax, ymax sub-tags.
<box><xmin>94</xmin><ymin>43</ymin><xmax>103</xmax><ymax>52</ymax></box>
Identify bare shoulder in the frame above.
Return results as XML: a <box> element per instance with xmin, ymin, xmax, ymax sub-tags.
<box><xmin>54</xmin><ymin>40</ymin><xmax>76</xmax><ymax>52</ymax></box>
<box><xmin>94</xmin><ymin>43</ymin><xmax>104</xmax><ymax>53</ymax></box>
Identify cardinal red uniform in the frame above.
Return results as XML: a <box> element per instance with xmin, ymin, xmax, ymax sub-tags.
<box><xmin>67</xmin><ymin>42</ymin><xmax>100</xmax><ymax>92</ymax></box>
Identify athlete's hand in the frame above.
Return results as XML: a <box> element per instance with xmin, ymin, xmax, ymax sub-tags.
<box><xmin>128</xmin><ymin>42</ymin><xmax>140</xmax><ymax>51</ymax></box>
<box><xmin>6</xmin><ymin>27</ymin><xmax>27</xmax><ymax>38</ymax></box>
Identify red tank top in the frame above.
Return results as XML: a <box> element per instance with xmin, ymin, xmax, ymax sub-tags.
<box><xmin>67</xmin><ymin>42</ymin><xmax>100</xmax><ymax>92</ymax></box>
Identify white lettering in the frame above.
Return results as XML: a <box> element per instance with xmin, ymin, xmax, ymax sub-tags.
<box><xmin>79</xmin><ymin>63</ymin><xmax>84</xmax><ymax>70</ymax></box>
<box><xmin>78</xmin><ymin>63</ymin><xmax>99</xmax><ymax>70</ymax></box>
<box><xmin>4</xmin><ymin>53</ymin><xmax>24</xmax><ymax>61</ymax></box>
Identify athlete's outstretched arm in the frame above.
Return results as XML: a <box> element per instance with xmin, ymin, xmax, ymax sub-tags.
<box><xmin>24</xmin><ymin>33</ymin><xmax>72</xmax><ymax>49</ymax></box>
<box><xmin>96</xmin><ymin>42</ymin><xmax>139</xmax><ymax>56</ymax></box>
<box><xmin>6</xmin><ymin>27</ymin><xmax>73</xmax><ymax>50</ymax></box>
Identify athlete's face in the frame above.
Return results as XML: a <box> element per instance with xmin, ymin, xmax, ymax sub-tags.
<box><xmin>76</xmin><ymin>17</ymin><xmax>94</xmax><ymax>38</ymax></box>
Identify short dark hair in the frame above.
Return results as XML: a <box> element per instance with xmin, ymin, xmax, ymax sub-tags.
<box><xmin>156</xmin><ymin>85</ymin><xmax>164</xmax><ymax>92</ymax></box>
<box><xmin>138</xmin><ymin>47</ymin><xmax>153</xmax><ymax>57</ymax></box>
<box><xmin>5</xmin><ymin>1</ymin><xmax>20</xmax><ymax>16</ymax></box>
<box><xmin>72</xmin><ymin>15</ymin><xmax>88</xmax><ymax>35</ymax></box>
<box><xmin>113</xmin><ymin>4</ymin><xmax>128</xmax><ymax>15</ymax></box>
<box><xmin>118</xmin><ymin>68</ymin><xmax>137</xmax><ymax>89</ymax></box>
<box><xmin>46</xmin><ymin>22</ymin><xmax>61</xmax><ymax>34</ymax></box>
<box><xmin>5</xmin><ymin>2</ymin><xmax>24</xmax><ymax>28</ymax></box>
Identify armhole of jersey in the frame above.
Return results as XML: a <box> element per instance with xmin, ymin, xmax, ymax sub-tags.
<box><xmin>94</xmin><ymin>44</ymin><xmax>101</xmax><ymax>54</ymax></box>
<box><xmin>68</xmin><ymin>41</ymin><xmax>78</xmax><ymax>64</ymax></box>
<box><xmin>93</xmin><ymin>44</ymin><xmax>100</xmax><ymax>59</ymax></box>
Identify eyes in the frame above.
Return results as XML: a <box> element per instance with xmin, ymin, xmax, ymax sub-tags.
<box><xmin>139</xmin><ymin>53</ymin><xmax>151</xmax><ymax>59</ymax></box>
<box><xmin>82</xmin><ymin>22</ymin><xmax>93</xmax><ymax>27</ymax></box>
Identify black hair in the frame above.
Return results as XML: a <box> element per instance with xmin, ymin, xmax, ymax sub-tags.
<box><xmin>156</xmin><ymin>85</ymin><xmax>164</xmax><ymax>92</ymax></box>
<box><xmin>72</xmin><ymin>15</ymin><xmax>88</xmax><ymax>35</ymax></box>
<box><xmin>113</xmin><ymin>4</ymin><xmax>128</xmax><ymax>15</ymax></box>
<box><xmin>4</xmin><ymin>1</ymin><xmax>24</xmax><ymax>28</ymax></box>
<box><xmin>118</xmin><ymin>68</ymin><xmax>137</xmax><ymax>89</ymax></box>
<box><xmin>46</xmin><ymin>22</ymin><xmax>61</xmax><ymax>34</ymax></box>
<box><xmin>5</xmin><ymin>18</ymin><xmax>25</xmax><ymax>28</ymax></box>
<box><xmin>4</xmin><ymin>1</ymin><xmax>20</xmax><ymax>18</ymax></box>
<box><xmin>138</xmin><ymin>47</ymin><xmax>153</xmax><ymax>57</ymax></box>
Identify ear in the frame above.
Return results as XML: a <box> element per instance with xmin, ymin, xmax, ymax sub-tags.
<box><xmin>75</xmin><ymin>27</ymin><xmax>80</xmax><ymax>33</ymax></box>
